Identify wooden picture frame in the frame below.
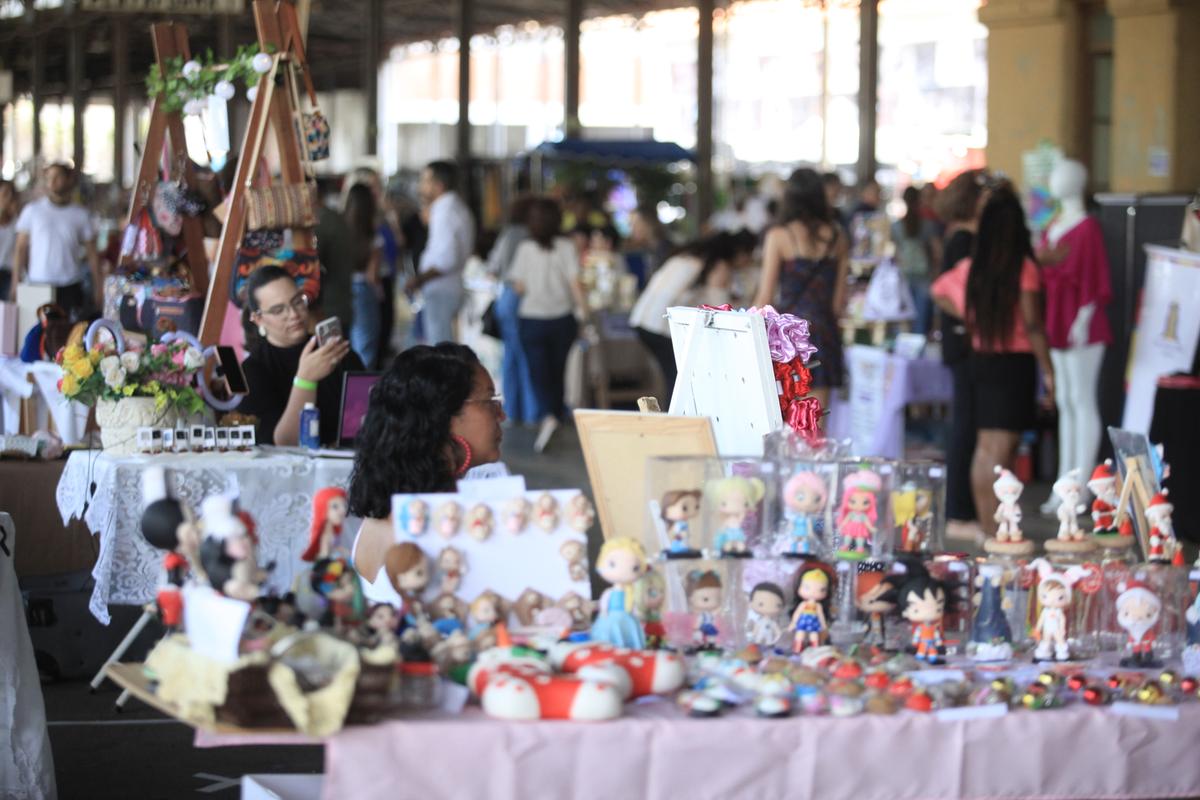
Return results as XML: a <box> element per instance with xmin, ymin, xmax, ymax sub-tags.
<box><xmin>575</xmin><ymin>409</ymin><xmax>717</xmax><ymax>550</ymax></box>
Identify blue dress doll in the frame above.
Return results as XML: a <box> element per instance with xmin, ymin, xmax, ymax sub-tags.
<box><xmin>589</xmin><ymin>538</ymin><xmax>648</xmax><ymax>649</ymax></box>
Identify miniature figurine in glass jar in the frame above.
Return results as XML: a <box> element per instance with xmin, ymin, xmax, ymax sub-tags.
<box><xmin>789</xmin><ymin>564</ymin><xmax>832</xmax><ymax>653</ymax></box>
<box><xmin>590</xmin><ymin>537</ymin><xmax>648</xmax><ymax>649</ymax></box>
<box><xmin>836</xmin><ymin>470</ymin><xmax>881</xmax><ymax>556</ymax></box>
<box><xmin>301</xmin><ymin>487</ymin><xmax>350</xmax><ymax>562</ymax></box>
<box><xmin>894</xmin><ymin>483</ymin><xmax>934</xmax><ymax>553</ymax></box>
<box><xmin>969</xmin><ymin>563</ymin><xmax>1013</xmax><ymax>661</ymax></box>
<box><xmin>745</xmin><ymin>582</ymin><xmax>786</xmax><ymax>650</ymax></box>
<box><xmin>1051</xmin><ymin>470</ymin><xmax>1088</xmax><ymax>542</ymax></box>
<box><xmin>660</xmin><ymin>490</ymin><xmax>703</xmax><ymax>558</ymax></box>
<box><xmin>1116</xmin><ymin>579</ymin><xmax>1162</xmax><ymax>667</ymax></box>
<box><xmin>709</xmin><ymin>477</ymin><xmax>764</xmax><ymax>557</ymax></box>
<box><xmin>1145</xmin><ymin>490</ymin><xmax>1182</xmax><ymax>565</ymax></box>
<box><xmin>636</xmin><ymin>568</ymin><xmax>667</xmax><ymax>648</ymax></box>
<box><xmin>687</xmin><ymin>569</ymin><xmax>724</xmax><ymax>650</ymax></box>
<box><xmin>1030</xmin><ymin>558</ymin><xmax>1089</xmax><ymax>662</ymax></box>
<box><xmin>781</xmin><ymin>471</ymin><xmax>827</xmax><ymax>557</ymax></box>
<box><xmin>1087</xmin><ymin>461</ymin><xmax>1120</xmax><ymax>534</ymax></box>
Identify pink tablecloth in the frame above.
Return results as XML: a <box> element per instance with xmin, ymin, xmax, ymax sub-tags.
<box><xmin>322</xmin><ymin>700</ymin><xmax>1200</xmax><ymax>800</ymax></box>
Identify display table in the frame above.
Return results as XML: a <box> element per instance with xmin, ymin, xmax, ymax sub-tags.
<box><xmin>826</xmin><ymin>345</ymin><xmax>953</xmax><ymax>458</ymax></box>
<box><xmin>0</xmin><ymin>355</ymin><xmax>89</xmax><ymax>442</ymax></box>
<box><xmin>55</xmin><ymin>448</ymin><xmax>356</xmax><ymax>624</ymax></box>
<box><xmin>0</xmin><ymin>456</ymin><xmax>97</xmax><ymax>578</ymax></box>
<box><xmin>318</xmin><ymin>701</ymin><xmax>1200</xmax><ymax>800</ymax></box>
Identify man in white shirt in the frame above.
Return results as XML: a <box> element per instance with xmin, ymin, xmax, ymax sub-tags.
<box><xmin>405</xmin><ymin>161</ymin><xmax>474</xmax><ymax>344</ymax></box>
<box><xmin>10</xmin><ymin>164</ymin><xmax>101</xmax><ymax>316</ymax></box>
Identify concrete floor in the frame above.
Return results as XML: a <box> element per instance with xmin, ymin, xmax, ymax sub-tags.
<box><xmin>42</xmin><ymin>420</ymin><xmax>1070</xmax><ymax>799</ymax></box>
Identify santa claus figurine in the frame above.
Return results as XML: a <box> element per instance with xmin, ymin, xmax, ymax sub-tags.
<box><xmin>1145</xmin><ymin>490</ymin><xmax>1183</xmax><ymax>565</ymax></box>
<box><xmin>1086</xmin><ymin>460</ymin><xmax>1120</xmax><ymax>535</ymax></box>
<box><xmin>1116</xmin><ymin>579</ymin><xmax>1162</xmax><ymax>668</ymax></box>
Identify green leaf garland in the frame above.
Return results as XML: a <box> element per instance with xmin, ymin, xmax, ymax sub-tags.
<box><xmin>145</xmin><ymin>44</ymin><xmax>276</xmax><ymax>114</ymax></box>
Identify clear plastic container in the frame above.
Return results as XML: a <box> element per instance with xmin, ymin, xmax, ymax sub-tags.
<box><xmin>645</xmin><ymin>455</ymin><xmax>714</xmax><ymax>560</ymax></box>
<box><xmin>700</xmin><ymin>458</ymin><xmax>776</xmax><ymax>559</ymax></box>
<box><xmin>831</xmin><ymin>459</ymin><xmax>896</xmax><ymax>561</ymax></box>
<box><xmin>891</xmin><ymin>460</ymin><xmax>946</xmax><ymax>556</ymax></box>
<box><xmin>1026</xmin><ymin>553</ymin><xmax>1104</xmax><ymax>662</ymax></box>
<box><xmin>770</xmin><ymin>459</ymin><xmax>839</xmax><ymax>560</ymax></box>
<box><xmin>660</xmin><ymin>558</ymin><xmax>745</xmax><ymax>652</ymax></box>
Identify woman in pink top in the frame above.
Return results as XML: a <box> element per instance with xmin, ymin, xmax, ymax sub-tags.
<box><xmin>932</xmin><ymin>185</ymin><xmax>1055</xmax><ymax>535</ymax></box>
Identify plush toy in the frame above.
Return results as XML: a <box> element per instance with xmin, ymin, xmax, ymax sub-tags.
<box><xmin>548</xmin><ymin>640</ymin><xmax>686</xmax><ymax>699</ymax></box>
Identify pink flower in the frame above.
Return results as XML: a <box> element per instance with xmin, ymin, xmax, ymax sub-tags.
<box><xmin>151</xmin><ymin>344</ymin><xmax>168</xmax><ymax>357</ymax></box>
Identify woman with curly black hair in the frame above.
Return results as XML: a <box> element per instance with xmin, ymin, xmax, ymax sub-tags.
<box><xmin>349</xmin><ymin>343</ymin><xmax>506</xmax><ymax>585</ymax></box>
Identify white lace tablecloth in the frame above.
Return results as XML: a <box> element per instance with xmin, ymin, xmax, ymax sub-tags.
<box><xmin>55</xmin><ymin>447</ymin><xmax>357</xmax><ymax>624</ymax></box>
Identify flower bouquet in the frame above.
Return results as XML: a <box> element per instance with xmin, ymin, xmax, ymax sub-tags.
<box><xmin>56</xmin><ymin>339</ymin><xmax>207</xmax><ymax>416</ymax></box>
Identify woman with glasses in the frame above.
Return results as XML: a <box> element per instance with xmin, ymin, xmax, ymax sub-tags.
<box><xmin>240</xmin><ymin>265</ymin><xmax>363</xmax><ymax>445</ymax></box>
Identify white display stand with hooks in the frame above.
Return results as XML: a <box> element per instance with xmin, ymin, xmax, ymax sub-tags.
<box><xmin>666</xmin><ymin>306</ymin><xmax>782</xmax><ymax>457</ymax></box>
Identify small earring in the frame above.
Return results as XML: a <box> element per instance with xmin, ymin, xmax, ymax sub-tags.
<box><xmin>258</xmin><ymin>326</ymin><xmax>266</xmax><ymax>337</ymax></box>
<box><xmin>452</xmin><ymin>434</ymin><xmax>472</xmax><ymax>477</ymax></box>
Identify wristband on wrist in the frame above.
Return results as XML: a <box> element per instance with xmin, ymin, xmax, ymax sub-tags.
<box><xmin>293</xmin><ymin>376</ymin><xmax>318</xmax><ymax>392</ymax></box>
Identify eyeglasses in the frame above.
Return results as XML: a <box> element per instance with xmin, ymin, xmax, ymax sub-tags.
<box><xmin>465</xmin><ymin>393</ymin><xmax>505</xmax><ymax>411</ymax></box>
<box><xmin>259</xmin><ymin>293</ymin><xmax>309</xmax><ymax>319</ymax></box>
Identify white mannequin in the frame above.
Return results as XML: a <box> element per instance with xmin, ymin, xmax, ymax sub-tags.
<box><xmin>1041</xmin><ymin>159</ymin><xmax>1106</xmax><ymax>514</ymax></box>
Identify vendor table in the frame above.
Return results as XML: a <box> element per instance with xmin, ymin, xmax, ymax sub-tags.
<box><xmin>826</xmin><ymin>345</ymin><xmax>953</xmax><ymax>458</ymax></box>
<box><xmin>0</xmin><ymin>355</ymin><xmax>88</xmax><ymax>442</ymax></box>
<box><xmin>55</xmin><ymin>448</ymin><xmax>356</xmax><ymax>624</ymax></box>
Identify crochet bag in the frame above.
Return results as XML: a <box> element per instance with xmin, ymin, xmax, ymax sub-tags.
<box><xmin>245</xmin><ymin>183</ymin><xmax>319</xmax><ymax>231</ymax></box>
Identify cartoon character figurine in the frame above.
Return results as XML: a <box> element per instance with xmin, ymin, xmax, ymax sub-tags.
<box><xmin>503</xmin><ymin>497</ymin><xmax>530</xmax><ymax>534</ymax></box>
<box><xmin>1051</xmin><ymin>470</ymin><xmax>1088</xmax><ymax>542</ymax></box>
<box><xmin>636</xmin><ymin>568</ymin><xmax>667</xmax><ymax>649</ymax></box>
<box><xmin>1087</xmin><ymin>461</ymin><xmax>1120</xmax><ymax>535</ymax></box>
<box><xmin>660</xmin><ymin>490</ymin><xmax>703</xmax><ymax>558</ymax></box>
<box><xmin>566</xmin><ymin>493</ymin><xmax>596</xmax><ymax>532</ymax></box>
<box><xmin>384</xmin><ymin>542</ymin><xmax>433</xmax><ymax>639</ymax></box>
<box><xmin>780</xmin><ymin>472</ymin><xmax>827</xmax><ymax>557</ymax></box>
<box><xmin>1030</xmin><ymin>558</ymin><xmax>1089</xmax><ymax>662</ymax></box>
<box><xmin>310</xmin><ymin>557</ymin><xmax>366</xmax><ymax>633</ymax></box>
<box><xmin>890</xmin><ymin>563</ymin><xmax>950</xmax><ymax>665</ymax></box>
<box><xmin>745</xmin><ymin>582</ymin><xmax>785</xmax><ymax>650</ymax></box>
<box><xmin>789</xmin><ymin>563</ymin><xmax>832</xmax><ymax>653</ymax></box>
<box><xmin>687</xmin><ymin>570</ymin><xmax>724</xmax><ymax>650</ymax></box>
<box><xmin>397</xmin><ymin>498</ymin><xmax>429</xmax><ymax>537</ymax></box>
<box><xmin>708</xmin><ymin>476</ymin><xmax>765</xmax><ymax>557</ymax></box>
<box><xmin>836</xmin><ymin>470</ymin><xmax>881</xmax><ymax>556</ymax></box>
<box><xmin>302</xmin><ymin>487</ymin><xmax>350</xmax><ymax>562</ymax></box>
<box><xmin>894</xmin><ymin>483</ymin><xmax>933</xmax><ymax>553</ymax></box>
<box><xmin>435</xmin><ymin>501</ymin><xmax>462</xmax><ymax>539</ymax></box>
<box><xmin>141</xmin><ymin>495</ymin><xmax>202</xmax><ymax>632</ymax></box>
<box><xmin>534</xmin><ymin>493</ymin><xmax>560</xmax><ymax>531</ymax></box>
<box><xmin>198</xmin><ymin>496</ymin><xmax>267</xmax><ymax>602</ymax></box>
<box><xmin>466</xmin><ymin>503</ymin><xmax>494</xmax><ymax>542</ymax></box>
<box><xmin>856</xmin><ymin>563</ymin><xmax>902</xmax><ymax>649</ymax></box>
<box><xmin>590</xmin><ymin>537</ymin><xmax>647</xmax><ymax>649</ymax></box>
<box><xmin>1145</xmin><ymin>490</ymin><xmax>1182</xmax><ymax>565</ymax></box>
<box><xmin>969</xmin><ymin>563</ymin><xmax>1013</xmax><ymax>661</ymax></box>
<box><xmin>1116</xmin><ymin>579</ymin><xmax>1162</xmax><ymax>667</ymax></box>
<box><xmin>468</xmin><ymin>591</ymin><xmax>505</xmax><ymax>649</ymax></box>
<box><xmin>992</xmin><ymin>467</ymin><xmax>1023</xmax><ymax>541</ymax></box>
<box><xmin>364</xmin><ymin>603</ymin><xmax>399</xmax><ymax>648</ymax></box>
<box><xmin>437</xmin><ymin>546</ymin><xmax>466</xmax><ymax>594</ymax></box>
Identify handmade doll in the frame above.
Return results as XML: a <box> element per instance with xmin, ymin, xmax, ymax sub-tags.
<box><xmin>889</xmin><ymin>563</ymin><xmax>951</xmax><ymax>665</ymax></box>
<box><xmin>781</xmin><ymin>471</ymin><xmax>827</xmax><ymax>557</ymax></box>
<box><xmin>1116</xmin><ymin>579</ymin><xmax>1162</xmax><ymax>667</ymax></box>
<box><xmin>566</xmin><ymin>493</ymin><xmax>596</xmax><ymax>532</ymax></box>
<box><xmin>198</xmin><ymin>496</ymin><xmax>267</xmax><ymax>602</ymax></box>
<box><xmin>468</xmin><ymin>591</ymin><xmax>504</xmax><ymax>648</ymax></box>
<box><xmin>590</xmin><ymin>537</ymin><xmax>648</xmax><ymax>649</ymax></box>
<box><xmin>1086</xmin><ymin>461</ymin><xmax>1120</xmax><ymax>535</ymax></box>
<box><xmin>895</xmin><ymin>483</ymin><xmax>933</xmax><ymax>553</ymax></box>
<box><xmin>430</xmin><ymin>592</ymin><xmax>467</xmax><ymax>636</ymax></box>
<box><xmin>310</xmin><ymin>558</ymin><xmax>366</xmax><ymax>633</ymax></box>
<box><xmin>534</xmin><ymin>493</ymin><xmax>559</xmax><ymax>532</ymax></box>
<box><xmin>992</xmin><ymin>467</ymin><xmax>1024</xmax><ymax>542</ymax></box>
<box><xmin>709</xmin><ymin>476</ymin><xmax>765</xmax><ymax>557</ymax></box>
<box><xmin>688</xmin><ymin>570</ymin><xmax>724</xmax><ymax>650</ymax></box>
<box><xmin>503</xmin><ymin>497</ymin><xmax>530</xmax><ymax>535</ymax></box>
<box><xmin>435</xmin><ymin>501</ymin><xmax>462</xmax><ymax>539</ymax></box>
<box><xmin>364</xmin><ymin>603</ymin><xmax>399</xmax><ymax>648</ymax></box>
<box><xmin>836</xmin><ymin>470</ymin><xmax>880</xmax><ymax>555</ymax></box>
<box><xmin>141</xmin><ymin>496</ymin><xmax>201</xmax><ymax>631</ymax></box>
<box><xmin>745</xmin><ymin>582</ymin><xmax>785</xmax><ymax>650</ymax></box>
<box><xmin>1051</xmin><ymin>470</ymin><xmax>1087</xmax><ymax>542</ymax></box>
<box><xmin>969</xmin><ymin>563</ymin><xmax>1013</xmax><ymax>661</ymax></box>
<box><xmin>398</xmin><ymin>498</ymin><xmax>429</xmax><ymax>537</ymax></box>
<box><xmin>1145</xmin><ymin>490</ymin><xmax>1181</xmax><ymax>564</ymax></box>
<box><xmin>466</xmin><ymin>503</ymin><xmax>494</xmax><ymax>542</ymax></box>
<box><xmin>437</xmin><ymin>547</ymin><xmax>467</xmax><ymax>595</ymax></box>
<box><xmin>301</xmin><ymin>486</ymin><xmax>350</xmax><ymax>562</ymax></box>
<box><xmin>384</xmin><ymin>542</ymin><xmax>432</xmax><ymax>628</ymax></box>
<box><xmin>856</xmin><ymin>565</ymin><xmax>903</xmax><ymax>649</ymax></box>
<box><xmin>789</xmin><ymin>564</ymin><xmax>832</xmax><ymax>653</ymax></box>
<box><xmin>636</xmin><ymin>568</ymin><xmax>668</xmax><ymax>648</ymax></box>
<box><xmin>1030</xmin><ymin>558</ymin><xmax>1089</xmax><ymax>662</ymax></box>
<box><xmin>660</xmin><ymin>490</ymin><xmax>703</xmax><ymax>558</ymax></box>
<box><xmin>557</xmin><ymin>591</ymin><xmax>593</xmax><ymax>632</ymax></box>
<box><xmin>559</xmin><ymin>540</ymin><xmax>588</xmax><ymax>582</ymax></box>
<box><xmin>513</xmin><ymin>589</ymin><xmax>550</xmax><ymax>626</ymax></box>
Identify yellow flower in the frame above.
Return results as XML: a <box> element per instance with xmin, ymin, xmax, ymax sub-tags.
<box><xmin>89</xmin><ymin>349</ymin><xmax>103</xmax><ymax>365</ymax></box>
<box><xmin>122</xmin><ymin>384</ymin><xmax>136</xmax><ymax>397</ymax></box>
<box><xmin>63</xmin><ymin>344</ymin><xmax>85</xmax><ymax>364</ymax></box>
<box><xmin>61</xmin><ymin>373</ymin><xmax>79</xmax><ymax>395</ymax></box>
<box><xmin>70</xmin><ymin>358</ymin><xmax>94</xmax><ymax>380</ymax></box>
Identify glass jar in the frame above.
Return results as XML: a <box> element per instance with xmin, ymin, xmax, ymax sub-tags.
<box><xmin>926</xmin><ymin>553</ymin><xmax>975</xmax><ymax>656</ymax></box>
<box><xmin>1026</xmin><ymin>552</ymin><xmax>1104</xmax><ymax>662</ymax></box>
<box><xmin>1109</xmin><ymin>561</ymin><xmax>1190</xmax><ymax>663</ymax></box>
<box><xmin>397</xmin><ymin>662</ymin><xmax>441</xmax><ymax>710</ymax></box>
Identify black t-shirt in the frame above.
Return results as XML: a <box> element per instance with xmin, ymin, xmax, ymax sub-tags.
<box><xmin>239</xmin><ymin>339</ymin><xmax>365</xmax><ymax>445</ymax></box>
<box><xmin>939</xmin><ymin>229</ymin><xmax>975</xmax><ymax>365</ymax></box>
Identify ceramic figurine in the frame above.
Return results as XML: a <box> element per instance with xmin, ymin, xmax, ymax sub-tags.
<box><xmin>513</xmin><ymin>589</ymin><xmax>549</xmax><ymax>626</ymax></box>
<box><xmin>836</xmin><ymin>470</ymin><xmax>881</xmax><ymax>557</ymax></box>
<box><xmin>636</xmin><ymin>568</ymin><xmax>667</xmax><ymax>648</ymax></box>
<box><xmin>969</xmin><ymin>563</ymin><xmax>1013</xmax><ymax>661</ymax></box>
<box><xmin>310</xmin><ymin>557</ymin><xmax>366</xmax><ymax>633</ymax></box>
<box><xmin>384</xmin><ymin>542</ymin><xmax>431</xmax><ymax>624</ymax></box>
<box><xmin>745</xmin><ymin>582</ymin><xmax>786</xmax><ymax>650</ymax></box>
<box><xmin>590</xmin><ymin>538</ymin><xmax>647</xmax><ymax>649</ymax></box>
<box><xmin>530</xmin><ymin>493</ymin><xmax>558</xmax><ymax>532</ymax></box>
<box><xmin>781</xmin><ymin>471</ymin><xmax>827</xmax><ymax>557</ymax></box>
<box><xmin>687</xmin><ymin>569</ymin><xmax>724</xmax><ymax>650</ymax></box>
<box><xmin>1116</xmin><ymin>579</ymin><xmax>1162</xmax><ymax>668</ymax></box>
<box><xmin>566</xmin><ymin>493</ymin><xmax>596</xmax><ymax>532</ymax></box>
<box><xmin>1052</xmin><ymin>470</ymin><xmax>1088</xmax><ymax>541</ymax></box>
<box><xmin>1030</xmin><ymin>558</ymin><xmax>1089</xmax><ymax>662</ymax></box>
<box><xmin>894</xmin><ymin>483</ymin><xmax>934</xmax><ymax>553</ymax></box>
<box><xmin>1145</xmin><ymin>490</ymin><xmax>1182</xmax><ymax>564</ymax></box>
<box><xmin>468</xmin><ymin>591</ymin><xmax>504</xmax><ymax>648</ymax></box>
<box><xmin>435</xmin><ymin>501</ymin><xmax>462</xmax><ymax>539</ymax></box>
<box><xmin>984</xmin><ymin>468</ymin><xmax>1035</xmax><ymax>556</ymax></box>
<box><xmin>559</xmin><ymin>540</ymin><xmax>588</xmax><ymax>582</ymax></box>
<box><xmin>503</xmin><ymin>497</ymin><xmax>530</xmax><ymax>535</ymax></box>
<box><xmin>437</xmin><ymin>546</ymin><xmax>466</xmax><ymax>595</ymax></box>
<box><xmin>660</xmin><ymin>490</ymin><xmax>703</xmax><ymax>558</ymax></box>
<box><xmin>364</xmin><ymin>603</ymin><xmax>399</xmax><ymax>648</ymax></box>
<box><xmin>140</xmin><ymin>496</ymin><xmax>202</xmax><ymax>631</ymax></box>
<box><xmin>708</xmin><ymin>476</ymin><xmax>765</xmax><ymax>557</ymax></box>
<box><xmin>198</xmin><ymin>496</ymin><xmax>266</xmax><ymax>602</ymax></box>
<box><xmin>301</xmin><ymin>487</ymin><xmax>350</xmax><ymax>562</ymax></box>
<box><xmin>466</xmin><ymin>503</ymin><xmax>494</xmax><ymax>542</ymax></box>
<box><xmin>789</xmin><ymin>564</ymin><xmax>832</xmax><ymax>653</ymax></box>
<box><xmin>1087</xmin><ymin>461</ymin><xmax>1120</xmax><ymax>534</ymax></box>
<box><xmin>398</xmin><ymin>498</ymin><xmax>429</xmax><ymax>537</ymax></box>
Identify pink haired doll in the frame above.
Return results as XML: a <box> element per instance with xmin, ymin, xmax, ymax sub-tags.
<box><xmin>836</xmin><ymin>470</ymin><xmax>881</xmax><ymax>556</ymax></box>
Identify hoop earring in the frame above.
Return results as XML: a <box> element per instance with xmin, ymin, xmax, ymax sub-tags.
<box><xmin>452</xmin><ymin>434</ymin><xmax>472</xmax><ymax>478</ymax></box>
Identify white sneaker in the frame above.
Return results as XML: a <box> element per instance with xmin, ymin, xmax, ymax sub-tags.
<box><xmin>534</xmin><ymin>416</ymin><xmax>559</xmax><ymax>453</ymax></box>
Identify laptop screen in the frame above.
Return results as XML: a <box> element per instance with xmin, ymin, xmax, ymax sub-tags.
<box><xmin>338</xmin><ymin>372</ymin><xmax>382</xmax><ymax>447</ymax></box>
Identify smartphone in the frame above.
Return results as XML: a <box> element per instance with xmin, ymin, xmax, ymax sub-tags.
<box><xmin>315</xmin><ymin>316</ymin><xmax>343</xmax><ymax>347</ymax></box>
<box><xmin>215</xmin><ymin>345</ymin><xmax>249</xmax><ymax>396</ymax></box>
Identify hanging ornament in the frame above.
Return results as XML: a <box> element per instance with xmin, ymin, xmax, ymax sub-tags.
<box><xmin>252</xmin><ymin>52</ymin><xmax>273</xmax><ymax>74</ymax></box>
<box><xmin>183</xmin><ymin>98</ymin><xmax>206</xmax><ymax>117</ymax></box>
<box><xmin>205</xmin><ymin>94</ymin><xmax>231</xmax><ymax>172</ymax></box>
<box><xmin>214</xmin><ymin>80</ymin><xmax>236</xmax><ymax>101</ymax></box>
<box><xmin>246</xmin><ymin>85</ymin><xmax>259</xmax><ymax>104</ymax></box>
<box><xmin>181</xmin><ymin>60</ymin><xmax>202</xmax><ymax>80</ymax></box>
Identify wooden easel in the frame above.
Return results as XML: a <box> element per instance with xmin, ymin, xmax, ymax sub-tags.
<box><xmin>1113</xmin><ymin>455</ymin><xmax>1153</xmax><ymax>558</ymax></box>
<box><xmin>122</xmin><ymin>23</ymin><xmax>209</xmax><ymax>298</ymax></box>
<box><xmin>199</xmin><ymin>0</ymin><xmax>317</xmax><ymax>346</ymax></box>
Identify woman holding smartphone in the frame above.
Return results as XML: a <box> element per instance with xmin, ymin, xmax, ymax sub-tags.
<box><xmin>240</xmin><ymin>266</ymin><xmax>364</xmax><ymax>446</ymax></box>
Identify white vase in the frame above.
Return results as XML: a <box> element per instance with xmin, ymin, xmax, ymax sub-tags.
<box><xmin>95</xmin><ymin>397</ymin><xmax>181</xmax><ymax>455</ymax></box>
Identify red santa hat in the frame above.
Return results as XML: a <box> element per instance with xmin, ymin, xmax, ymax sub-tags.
<box><xmin>1115</xmin><ymin>578</ymin><xmax>1160</xmax><ymax>610</ymax></box>
<box><xmin>1145</xmin><ymin>489</ymin><xmax>1173</xmax><ymax>519</ymax></box>
<box><xmin>1088</xmin><ymin>460</ymin><xmax>1115</xmax><ymax>485</ymax></box>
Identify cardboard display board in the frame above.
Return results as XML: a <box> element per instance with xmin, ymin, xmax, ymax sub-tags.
<box><xmin>576</xmin><ymin>409</ymin><xmax>717</xmax><ymax>547</ymax></box>
<box><xmin>666</xmin><ymin>307</ymin><xmax>781</xmax><ymax>457</ymax></box>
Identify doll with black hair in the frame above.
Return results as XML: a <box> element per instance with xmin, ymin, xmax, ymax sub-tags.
<box><xmin>789</xmin><ymin>561</ymin><xmax>835</xmax><ymax>653</ymax></box>
<box><xmin>141</xmin><ymin>497</ymin><xmax>202</xmax><ymax>632</ymax></box>
<box><xmin>879</xmin><ymin>560</ymin><xmax>953</xmax><ymax>665</ymax></box>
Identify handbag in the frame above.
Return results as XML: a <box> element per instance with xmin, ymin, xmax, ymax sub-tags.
<box><xmin>140</xmin><ymin>293</ymin><xmax>205</xmax><ymax>338</ymax></box>
<box><xmin>246</xmin><ymin>183</ymin><xmax>319</xmax><ymax>231</ymax></box>
<box><xmin>230</xmin><ymin>247</ymin><xmax>322</xmax><ymax>309</ymax></box>
<box><xmin>303</xmin><ymin>110</ymin><xmax>331</xmax><ymax>162</ymax></box>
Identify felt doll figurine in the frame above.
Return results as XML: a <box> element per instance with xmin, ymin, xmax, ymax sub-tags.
<box><xmin>534</xmin><ymin>493</ymin><xmax>560</xmax><ymax>532</ymax></box>
<box><xmin>566</xmin><ymin>493</ymin><xmax>596</xmax><ymax>533</ymax></box>
<box><xmin>781</xmin><ymin>471</ymin><xmax>828</xmax><ymax>557</ymax></box>
<box><xmin>661</xmin><ymin>490</ymin><xmax>703</xmax><ymax>558</ymax></box>
<box><xmin>559</xmin><ymin>540</ymin><xmax>588</xmax><ymax>582</ymax></box>
<box><xmin>466</xmin><ymin>503</ymin><xmax>494</xmax><ymax>542</ymax></box>
<box><xmin>503</xmin><ymin>497</ymin><xmax>530</xmax><ymax>535</ymax></box>
<box><xmin>437</xmin><ymin>546</ymin><xmax>467</xmax><ymax>595</ymax></box>
<box><xmin>310</xmin><ymin>557</ymin><xmax>367</xmax><ymax>634</ymax></box>
<box><xmin>636</xmin><ymin>568</ymin><xmax>668</xmax><ymax>648</ymax></box>
<box><xmin>141</xmin><ymin>496</ymin><xmax>202</xmax><ymax>632</ymax></box>
<box><xmin>708</xmin><ymin>476</ymin><xmax>765</xmax><ymax>557</ymax></box>
<box><xmin>687</xmin><ymin>570</ymin><xmax>725</xmax><ymax>650</ymax></box>
<box><xmin>789</xmin><ymin>564</ymin><xmax>833</xmax><ymax>653</ymax></box>
<box><xmin>745</xmin><ymin>582</ymin><xmax>786</xmax><ymax>650</ymax></box>
<box><xmin>198</xmin><ymin>496</ymin><xmax>267</xmax><ymax>603</ymax></box>
<box><xmin>435</xmin><ymin>501</ymin><xmax>462</xmax><ymax>539</ymax></box>
<box><xmin>590</xmin><ymin>537</ymin><xmax>648</xmax><ymax>649</ymax></box>
<box><xmin>398</xmin><ymin>498</ymin><xmax>429</xmax><ymax>537</ymax></box>
<box><xmin>1029</xmin><ymin>558</ymin><xmax>1089</xmax><ymax>662</ymax></box>
<box><xmin>301</xmin><ymin>487</ymin><xmax>350</xmax><ymax>562</ymax></box>
<box><xmin>1051</xmin><ymin>470</ymin><xmax>1088</xmax><ymax>542</ymax></box>
<box><xmin>1116</xmin><ymin>579</ymin><xmax>1163</xmax><ymax>668</ymax></box>
<box><xmin>836</xmin><ymin>470</ymin><xmax>881</xmax><ymax>556</ymax></box>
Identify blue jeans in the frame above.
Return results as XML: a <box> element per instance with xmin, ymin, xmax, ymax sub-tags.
<box><xmin>495</xmin><ymin>287</ymin><xmax>542</xmax><ymax>424</ymax></box>
<box><xmin>420</xmin><ymin>291</ymin><xmax>461</xmax><ymax>345</ymax></box>
<box><xmin>518</xmin><ymin>314</ymin><xmax>578</xmax><ymax>421</ymax></box>
<box><xmin>350</xmin><ymin>278</ymin><xmax>382</xmax><ymax>368</ymax></box>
